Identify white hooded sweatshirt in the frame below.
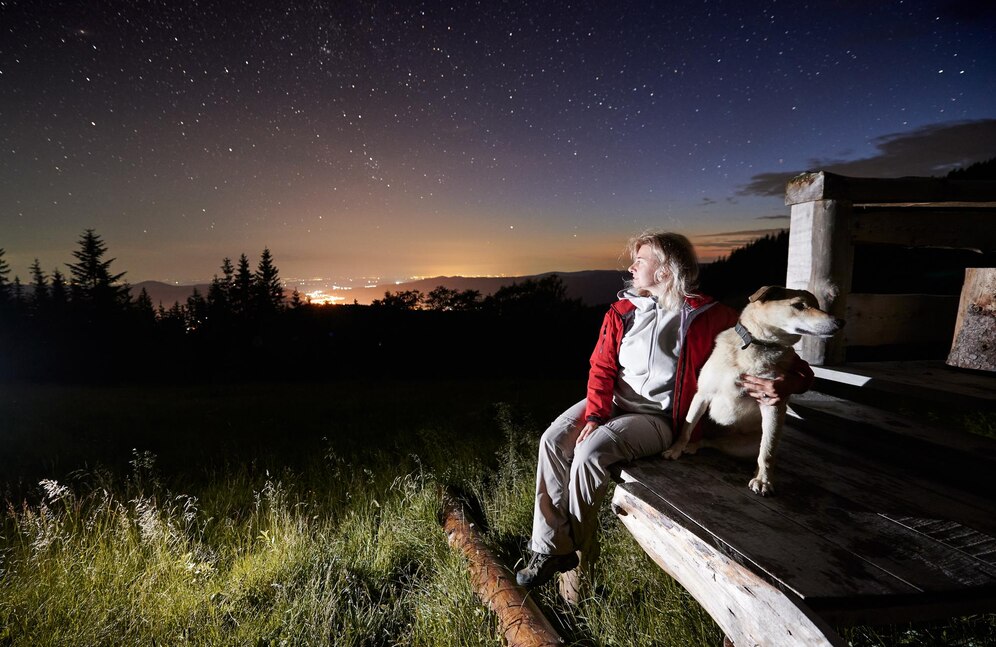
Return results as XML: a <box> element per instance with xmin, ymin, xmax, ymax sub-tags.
<box><xmin>613</xmin><ymin>289</ymin><xmax>682</xmax><ymax>415</ymax></box>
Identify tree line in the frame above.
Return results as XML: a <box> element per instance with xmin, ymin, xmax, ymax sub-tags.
<box><xmin>0</xmin><ymin>230</ymin><xmax>597</xmax><ymax>383</ymax></box>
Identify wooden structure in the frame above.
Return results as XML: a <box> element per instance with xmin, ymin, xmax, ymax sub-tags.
<box><xmin>784</xmin><ymin>171</ymin><xmax>996</xmax><ymax>365</ymax></box>
<box><xmin>947</xmin><ymin>268</ymin><xmax>996</xmax><ymax>372</ymax></box>
<box><xmin>609</xmin><ymin>171</ymin><xmax>996</xmax><ymax>645</ymax></box>
<box><xmin>612</xmin><ymin>363</ymin><xmax>996</xmax><ymax>646</ymax></box>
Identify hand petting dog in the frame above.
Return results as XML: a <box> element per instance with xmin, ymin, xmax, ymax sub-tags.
<box><xmin>739</xmin><ymin>371</ymin><xmax>807</xmax><ymax>407</ymax></box>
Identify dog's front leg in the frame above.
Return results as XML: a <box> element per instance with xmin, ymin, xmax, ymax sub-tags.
<box><xmin>748</xmin><ymin>403</ymin><xmax>786</xmax><ymax>496</ymax></box>
<box><xmin>664</xmin><ymin>392</ymin><xmax>709</xmax><ymax>460</ymax></box>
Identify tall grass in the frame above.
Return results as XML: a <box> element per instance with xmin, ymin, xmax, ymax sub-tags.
<box><xmin>2</xmin><ymin>382</ymin><xmax>994</xmax><ymax>645</ymax></box>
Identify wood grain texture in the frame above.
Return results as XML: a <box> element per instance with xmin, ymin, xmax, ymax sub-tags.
<box><xmin>811</xmin><ymin>360</ymin><xmax>996</xmax><ymax>408</ymax></box>
<box><xmin>851</xmin><ymin>207</ymin><xmax>996</xmax><ymax>250</ymax></box>
<box><xmin>785</xmin><ymin>171</ymin><xmax>996</xmax><ymax>206</ymax></box>
<box><xmin>612</xmin><ymin>482</ymin><xmax>846</xmax><ymax>647</ymax></box>
<box><xmin>440</xmin><ymin>490</ymin><xmax>564</xmax><ymax>647</ymax></box>
<box><xmin>843</xmin><ymin>294</ymin><xmax>959</xmax><ymax>346</ymax></box>
<box><xmin>947</xmin><ymin>268</ymin><xmax>996</xmax><ymax>372</ymax></box>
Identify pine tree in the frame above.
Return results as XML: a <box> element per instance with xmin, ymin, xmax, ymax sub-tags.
<box><xmin>207</xmin><ymin>257</ymin><xmax>236</xmax><ymax>325</ymax></box>
<box><xmin>29</xmin><ymin>258</ymin><xmax>49</xmax><ymax>311</ymax></box>
<box><xmin>290</xmin><ymin>288</ymin><xmax>304</xmax><ymax>309</ymax></box>
<box><xmin>232</xmin><ymin>253</ymin><xmax>253</xmax><ymax>316</ymax></box>
<box><xmin>11</xmin><ymin>276</ymin><xmax>24</xmax><ymax>310</ymax></box>
<box><xmin>253</xmin><ymin>247</ymin><xmax>284</xmax><ymax>313</ymax></box>
<box><xmin>50</xmin><ymin>268</ymin><xmax>68</xmax><ymax>308</ymax></box>
<box><xmin>134</xmin><ymin>287</ymin><xmax>156</xmax><ymax>327</ymax></box>
<box><xmin>0</xmin><ymin>248</ymin><xmax>10</xmax><ymax>305</ymax></box>
<box><xmin>186</xmin><ymin>287</ymin><xmax>208</xmax><ymax>330</ymax></box>
<box><xmin>66</xmin><ymin>229</ymin><xmax>128</xmax><ymax>307</ymax></box>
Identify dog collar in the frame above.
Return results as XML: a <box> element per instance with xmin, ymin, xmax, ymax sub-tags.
<box><xmin>735</xmin><ymin>321</ymin><xmax>778</xmax><ymax>350</ymax></box>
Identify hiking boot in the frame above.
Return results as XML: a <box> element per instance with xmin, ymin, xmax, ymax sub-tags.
<box><xmin>515</xmin><ymin>551</ymin><xmax>579</xmax><ymax>589</ymax></box>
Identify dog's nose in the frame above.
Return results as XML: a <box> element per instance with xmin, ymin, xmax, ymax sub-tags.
<box><xmin>835</xmin><ymin>318</ymin><xmax>846</xmax><ymax>329</ymax></box>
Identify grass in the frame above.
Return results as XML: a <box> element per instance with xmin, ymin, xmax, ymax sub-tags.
<box><xmin>1</xmin><ymin>380</ymin><xmax>994</xmax><ymax>645</ymax></box>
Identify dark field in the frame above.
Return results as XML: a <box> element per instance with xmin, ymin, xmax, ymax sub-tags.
<box><xmin>1</xmin><ymin>380</ymin><xmax>993</xmax><ymax>646</ymax></box>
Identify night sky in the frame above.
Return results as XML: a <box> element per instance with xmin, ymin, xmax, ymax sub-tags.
<box><xmin>2</xmin><ymin>0</ymin><xmax>994</xmax><ymax>287</ymax></box>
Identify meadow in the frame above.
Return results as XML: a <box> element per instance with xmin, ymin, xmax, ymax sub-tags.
<box><xmin>2</xmin><ymin>380</ymin><xmax>993</xmax><ymax>646</ymax></box>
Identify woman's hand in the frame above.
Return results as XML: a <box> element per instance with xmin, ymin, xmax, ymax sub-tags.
<box><xmin>576</xmin><ymin>421</ymin><xmax>599</xmax><ymax>445</ymax></box>
<box><xmin>740</xmin><ymin>369</ymin><xmax>806</xmax><ymax>406</ymax></box>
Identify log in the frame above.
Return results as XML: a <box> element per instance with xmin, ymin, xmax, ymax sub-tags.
<box><xmin>947</xmin><ymin>268</ymin><xmax>996</xmax><ymax>372</ymax></box>
<box><xmin>439</xmin><ymin>489</ymin><xmax>564</xmax><ymax>647</ymax></box>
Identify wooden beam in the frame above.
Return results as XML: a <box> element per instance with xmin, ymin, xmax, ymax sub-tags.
<box><xmin>843</xmin><ymin>293</ymin><xmax>959</xmax><ymax>346</ymax></box>
<box><xmin>439</xmin><ymin>489</ymin><xmax>564</xmax><ymax>647</ymax></box>
<box><xmin>811</xmin><ymin>360</ymin><xmax>996</xmax><ymax>409</ymax></box>
<box><xmin>612</xmin><ymin>482</ymin><xmax>846</xmax><ymax>646</ymax></box>
<box><xmin>785</xmin><ymin>172</ymin><xmax>996</xmax><ymax>206</ymax></box>
<box><xmin>851</xmin><ymin>208</ymin><xmax>996</xmax><ymax>251</ymax></box>
<box><xmin>787</xmin><ymin>199</ymin><xmax>853</xmax><ymax>364</ymax></box>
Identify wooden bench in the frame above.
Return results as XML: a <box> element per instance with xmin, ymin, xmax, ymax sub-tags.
<box><xmin>611</xmin><ymin>361</ymin><xmax>996</xmax><ymax>646</ymax></box>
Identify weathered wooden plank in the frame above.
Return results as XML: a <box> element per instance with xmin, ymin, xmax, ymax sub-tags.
<box><xmin>677</xmin><ymin>448</ymin><xmax>996</xmax><ymax>590</ymax></box>
<box><xmin>787</xmin><ymin>391</ymin><xmax>996</xmax><ymax>461</ymax></box>
<box><xmin>812</xmin><ymin>360</ymin><xmax>996</xmax><ymax>408</ymax></box>
<box><xmin>851</xmin><ymin>207</ymin><xmax>996</xmax><ymax>250</ymax></box>
<box><xmin>785</xmin><ymin>171</ymin><xmax>996</xmax><ymax>206</ymax></box>
<box><xmin>625</xmin><ymin>447</ymin><xmax>996</xmax><ymax>609</ymax></box>
<box><xmin>843</xmin><ymin>293</ymin><xmax>959</xmax><ymax>346</ymax></box>
<box><xmin>618</xmin><ymin>458</ymin><xmax>919</xmax><ymax>599</ymax></box>
<box><xmin>885</xmin><ymin>515</ymin><xmax>996</xmax><ymax>566</ymax></box>
<box><xmin>779</xmin><ymin>428</ymin><xmax>996</xmax><ymax>537</ymax></box>
<box><xmin>612</xmin><ymin>481</ymin><xmax>846</xmax><ymax>647</ymax></box>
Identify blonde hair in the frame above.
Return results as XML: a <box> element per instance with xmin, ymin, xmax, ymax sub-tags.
<box><xmin>626</xmin><ymin>230</ymin><xmax>700</xmax><ymax>310</ymax></box>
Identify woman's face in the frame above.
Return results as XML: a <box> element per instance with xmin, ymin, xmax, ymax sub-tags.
<box><xmin>629</xmin><ymin>244</ymin><xmax>661</xmax><ymax>290</ymax></box>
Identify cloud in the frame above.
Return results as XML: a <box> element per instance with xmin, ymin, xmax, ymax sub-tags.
<box><xmin>756</xmin><ymin>214</ymin><xmax>789</xmax><ymax>221</ymax></box>
<box><xmin>739</xmin><ymin>119</ymin><xmax>996</xmax><ymax>197</ymax></box>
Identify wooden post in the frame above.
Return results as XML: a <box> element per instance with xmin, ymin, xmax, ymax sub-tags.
<box><xmin>947</xmin><ymin>268</ymin><xmax>996</xmax><ymax>372</ymax></box>
<box><xmin>439</xmin><ymin>489</ymin><xmax>564</xmax><ymax>647</ymax></box>
<box><xmin>787</xmin><ymin>198</ymin><xmax>854</xmax><ymax>365</ymax></box>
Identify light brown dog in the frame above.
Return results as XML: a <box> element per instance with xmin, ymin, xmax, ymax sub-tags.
<box><xmin>664</xmin><ymin>286</ymin><xmax>844</xmax><ymax>495</ymax></box>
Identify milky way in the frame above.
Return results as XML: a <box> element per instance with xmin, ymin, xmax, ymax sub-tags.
<box><xmin>1</xmin><ymin>0</ymin><xmax>993</xmax><ymax>284</ymax></box>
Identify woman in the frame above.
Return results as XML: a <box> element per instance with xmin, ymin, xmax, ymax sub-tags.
<box><xmin>516</xmin><ymin>231</ymin><xmax>813</xmax><ymax>589</ymax></box>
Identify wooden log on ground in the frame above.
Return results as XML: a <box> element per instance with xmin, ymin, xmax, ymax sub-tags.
<box><xmin>947</xmin><ymin>268</ymin><xmax>996</xmax><ymax>372</ymax></box>
<box><xmin>439</xmin><ymin>488</ymin><xmax>564</xmax><ymax>647</ymax></box>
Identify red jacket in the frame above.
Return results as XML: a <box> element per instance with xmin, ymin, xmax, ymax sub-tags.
<box><xmin>584</xmin><ymin>294</ymin><xmax>813</xmax><ymax>442</ymax></box>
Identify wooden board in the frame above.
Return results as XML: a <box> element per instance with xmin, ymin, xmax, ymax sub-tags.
<box><xmin>842</xmin><ymin>294</ymin><xmax>959</xmax><ymax>346</ymax></box>
<box><xmin>612</xmin><ymin>481</ymin><xmax>846</xmax><ymax>647</ymax></box>
<box><xmin>850</xmin><ymin>207</ymin><xmax>996</xmax><ymax>251</ymax></box>
<box><xmin>812</xmin><ymin>360</ymin><xmax>996</xmax><ymax>408</ymax></box>
<box><xmin>788</xmin><ymin>391</ymin><xmax>996</xmax><ymax>459</ymax></box>
<box><xmin>784</xmin><ymin>171</ymin><xmax>996</xmax><ymax>206</ymax></box>
<box><xmin>619</xmin><ymin>458</ymin><xmax>920</xmax><ymax>600</ymax></box>
<box><xmin>778</xmin><ymin>428</ymin><xmax>996</xmax><ymax>537</ymax></box>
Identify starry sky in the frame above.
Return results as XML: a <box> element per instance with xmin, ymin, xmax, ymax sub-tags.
<box><xmin>1</xmin><ymin>0</ymin><xmax>994</xmax><ymax>285</ymax></box>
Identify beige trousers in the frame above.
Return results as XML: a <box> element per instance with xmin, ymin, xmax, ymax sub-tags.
<box><xmin>528</xmin><ymin>399</ymin><xmax>672</xmax><ymax>559</ymax></box>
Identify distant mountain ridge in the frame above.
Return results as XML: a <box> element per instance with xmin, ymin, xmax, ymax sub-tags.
<box><xmin>131</xmin><ymin>270</ymin><xmax>629</xmax><ymax>308</ymax></box>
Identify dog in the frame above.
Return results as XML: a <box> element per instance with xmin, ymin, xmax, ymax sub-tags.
<box><xmin>663</xmin><ymin>286</ymin><xmax>844</xmax><ymax>495</ymax></box>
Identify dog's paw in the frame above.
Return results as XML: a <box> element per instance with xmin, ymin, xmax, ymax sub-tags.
<box><xmin>663</xmin><ymin>445</ymin><xmax>684</xmax><ymax>460</ymax></box>
<box><xmin>748</xmin><ymin>477</ymin><xmax>775</xmax><ymax>496</ymax></box>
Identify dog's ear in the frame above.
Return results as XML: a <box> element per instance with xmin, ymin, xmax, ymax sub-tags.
<box><xmin>748</xmin><ymin>286</ymin><xmax>787</xmax><ymax>303</ymax></box>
